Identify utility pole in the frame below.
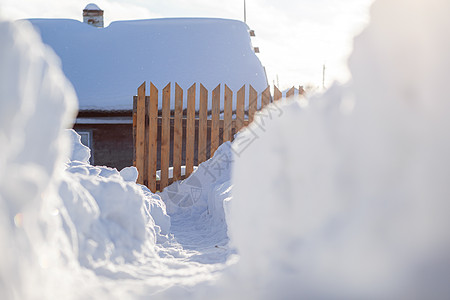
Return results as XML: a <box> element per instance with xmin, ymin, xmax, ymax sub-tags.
<box><xmin>244</xmin><ymin>0</ymin><xmax>247</xmax><ymax>23</ymax></box>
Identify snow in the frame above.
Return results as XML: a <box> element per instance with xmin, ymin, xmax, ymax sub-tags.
<box><xmin>84</xmin><ymin>3</ymin><xmax>101</xmax><ymax>11</ymax></box>
<box><xmin>0</xmin><ymin>19</ymin><xmax>78</xmax><ymax>299</ymax></box>
<box><xmin>28</xmin><ymin>17</ymin><xmax>268</xmax><ymax>111</ymax></box>
<box><xmin>225</xmin><ymin>0</ymin><xmax>450</xmax><ymax>298</ymax></box>
<box><xmin>156</xmin><ymin>165</ymin><xmax>198</xmax><ymax>180</ymax></box>
<box><xmin>68</xmin><ymin>129</ymin><xmax>91</xmax><ymax>163</ymax></box>
<box><xmin>2</xmin><ymin>0</ymin><xmax>450</xmax><ymax>298</ymax></box>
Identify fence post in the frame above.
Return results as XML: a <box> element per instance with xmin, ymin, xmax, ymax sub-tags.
<box><xmin>133</xmin><ymin>95</ymin><xmax>137</xmax><ymax>167</ymax></box>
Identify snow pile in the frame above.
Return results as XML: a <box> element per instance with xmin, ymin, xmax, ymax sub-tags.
<box><xmin>61</xmin><ymin>132</ymin><xmax>171</xmax><ymax>274</ymax></box>
<box><xmin>28</xmin><ymin>18</ymin><xmax>267</xmax><ymax>111</ymax></box>
<box><xmin>68</xmin><ymin>129</ymin><xmax>91</xmax><ymax>163</ymax></box>
<box><xmin>0</xmin><ymin>20</ymin><xmax>79</xmax><ymax>299</ymax></box>
<box><xmin>226</xmin><ymin>0</ymin><xmax>450</xmax><ymax>298</ymax></box>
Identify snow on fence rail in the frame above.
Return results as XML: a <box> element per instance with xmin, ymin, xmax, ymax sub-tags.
<box><xmin>133</xmin><ymin>82</ymin><xmax>304</xmax><ymax>192</ymax></box>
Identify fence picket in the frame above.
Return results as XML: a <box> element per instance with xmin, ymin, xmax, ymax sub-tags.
<box><xmin>148</xmin><ymin>83</ymin><xmax>158</xmax><ymax>192</ymax></box>
<box><xmin>198</xmin><ymin>84</ymin><xmax>208</xmax><ymax>164</ymax></box>
<box><xmin>287</xmin><ymin>86</ymin><xmax>295</xmax><ymax>98</ymax></box>
<box><xmin>223</xmin><ymin>85</ymin><xmax>233</xmax><ymax>142</ymax></box>
<box><xmin>211</xmin><ymin>84</ymin><xmax>220</xmax><ymax>156</ymax></box>
<box><xmin>262</xmin><ymin>86</ymin><xmax>270</xmax><ymax>109</ymax></box>
<box><xmin>249</xmin><ymin>85</ymin><xmax>257</xmax><ymax>123</ymax></box>
<box><xmin>299</xmin><ymin>85</ymin><xmax>305</xmax><ymax>96</ymax></box>
<box><xmin>136</xmin><ymin>82</ymin><xmax>146</xmax><ymax>185</ymax></box>
<box><xmin>186</xmin><ymin>83</ymin><xmax>196</xmax><ymax>178</ymax></box>
<box><xmin>160</xmin><ymin>83</ymin><xmax>171</xmax><ymax>190</ymax></box>
<box><xmin>236</xmin><ymin>85</ymin><xmax>245</xmax><ymax>132</ymax></box>
<box><xmin>173</xmin><ymin>83</ymin><xmax>183</xmax><ymax>181</ymax></box>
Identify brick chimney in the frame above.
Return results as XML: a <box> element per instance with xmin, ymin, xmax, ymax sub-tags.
<box><xmin>83</xmin><ymin>3</ymin><xmax>104</xmax><ymax>28</ymax></box>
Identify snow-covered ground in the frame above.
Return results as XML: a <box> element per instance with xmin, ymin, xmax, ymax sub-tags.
<box><xmin>1</xmin><ymin>0</ymin><xmax>450</xmax><ymax>299</ymax></box>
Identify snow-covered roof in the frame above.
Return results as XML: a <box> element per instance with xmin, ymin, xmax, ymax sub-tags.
<box><xmin>28</xmin><ymin>18</ymin><xmax>268</xmax><ymax>111</ymax></box>
<box><xmin>84</xmin><ymin>3</ymin><xmax>101</xmax><ymax>11</ymax></box>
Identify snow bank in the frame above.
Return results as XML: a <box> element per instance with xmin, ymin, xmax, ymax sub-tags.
<box><xmin>28</xmin><ymin>18</ymin><xmax>267</xmax><ymax>111</ymax></box>
<box><xmin>61</xmin><ymin>133</ymin><xmax>171</xmax><ymax>272</ymax></box>
<box><xmin>225</xmin><ymin>0</ymin><xmax>450</xmax><ymax>298</ymax></box>
<box><xmin>0</xmin><ymin>19</ymin><xmax>79</xmax><ymax>299</ymax></box>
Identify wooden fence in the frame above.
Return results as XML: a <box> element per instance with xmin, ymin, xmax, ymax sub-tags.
<box><xmin>133</xmin><ymin>82</ymin><xmax>304</xmax><ymax>192</ymax></box>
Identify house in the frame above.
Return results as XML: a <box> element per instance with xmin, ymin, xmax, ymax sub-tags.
<box><xmin>28</xmin><ymin>4</ymin><xmax>268</xmax><ymax>170</ymax></box>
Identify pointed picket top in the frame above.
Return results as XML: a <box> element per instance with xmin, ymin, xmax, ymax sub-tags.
<box><xmin>299</xmin><ymin>85</ymin><xmax>305</xmax><ymax>96</ymax></box>
<box><xmin>163</xmin><ymin>82</ymin><xmax>171</xmax><ymax>93</ymax></box>
<box><xmin>261</xmin><ymin>86</ymin><xmax>270</xmax><ymax>109</ymax></box>
<box><xmin>286</xmin><ymin>86</ymin><xmax>295</xmax><ymax>98</ymax></box>
<box><xmin>274</xmin><ymin>86</ymin><xmax>282</xmax><ymax>101</ymax></box>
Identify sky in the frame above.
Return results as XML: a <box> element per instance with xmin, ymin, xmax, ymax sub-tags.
<box><xmin>0</xmin><ymin>0</ymin><xmax>373</xmax><ymax>90</ymax></box>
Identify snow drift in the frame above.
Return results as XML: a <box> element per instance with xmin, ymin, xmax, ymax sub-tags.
<box><xmin>226</xmin><ymin>0</ymin><xmax>450</xmax><ymax>299</ymax></box>
<box><xmin>62</xmin><ymin>132</ymin><xmax>169</xmax><ymax>273</ymax></box>
<box><xmin>0</xmin><ymin>19</ymin><xmax>79</xmax><ymax>299</ymax></box>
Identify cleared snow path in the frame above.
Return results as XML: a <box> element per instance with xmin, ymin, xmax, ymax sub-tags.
<box><xmin>158</xmin><ymin>142</ymin><xmax>234</xmax><ymax>265</ymax></box>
